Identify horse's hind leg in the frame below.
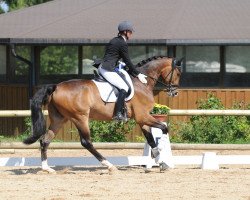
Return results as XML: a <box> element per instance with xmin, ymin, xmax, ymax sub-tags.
<box><xmin>40</xmin><ymin>130</ymin><xmax>56</xmax><ymax>173</ymax></box>
<box><xmin>74</xmin><ymin>116</ymin><xmax>117</xmax><ymax>173</ymax></box>
<box><xmin>40</xmin><ymin>105</ymin><xmax>67</xmax><ymax>173</ymax></box>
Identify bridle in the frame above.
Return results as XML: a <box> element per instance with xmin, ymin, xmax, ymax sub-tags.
<box><xmin>147</xmin><ymin>58</ymin><xmax>182</xmax><ymax>97</ymax></box>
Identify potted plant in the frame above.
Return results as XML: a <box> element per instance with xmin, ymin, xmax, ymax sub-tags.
<box><xmin>150</xmin><ymin>103</ymin><xmax>170</xmax><ymax>122</ymax></box>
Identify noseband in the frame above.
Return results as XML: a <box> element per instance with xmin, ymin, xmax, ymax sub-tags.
<box><xmin>147</xmin><ymin>58</ymin><xmax>181</xmax><ymax>97</ymax></box>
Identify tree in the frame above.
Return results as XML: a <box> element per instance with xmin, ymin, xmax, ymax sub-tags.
<box><xmin>0</xmin><ymin>7</ymin><xmax>4</xmax><ymax>14</ymax></box>
<box><xmin>3</xmin><ymin>0</ymin><xmax>52</xmax><ymax>12</ymax></box>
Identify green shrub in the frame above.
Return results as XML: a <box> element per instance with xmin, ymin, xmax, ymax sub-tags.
<box><xmin>89</xmin><ymin>119</ymin><xmax>136</xmax><ymax>142</ymax></box>
<box><xmin>0</xmin><ymin>117</ymin><xmax>31</xmax><ymax>142</ymax></box>
<box><xmin>171</xmin><ymin>94</ymin><xmax>250</xmax><ymax>144</ymax></box>
<box><xmin>20</xmin><ymin>116</ymin><xmax>136</xmax><ymax>142</ymax></box>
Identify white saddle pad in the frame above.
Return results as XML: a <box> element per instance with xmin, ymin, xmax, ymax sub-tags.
<box><xmin>92</xmin><ymin>69</ymin><xmax>134</xmax><ymax>103</ymax></box>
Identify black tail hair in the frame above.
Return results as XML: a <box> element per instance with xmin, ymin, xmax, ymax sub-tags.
<box><xmin>23</xmin><ymin>85</ymin><xmax>56</xmax><ymax>145</ymax></box>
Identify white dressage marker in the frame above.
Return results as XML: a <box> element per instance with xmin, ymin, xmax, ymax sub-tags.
<box><xmin>143</xmin><ymin>126</ymin><xmax>174</xmax><ymax>169</ymax></box>
<box><xmin>201</xmin><ymin>152</ymin><xmax>219</xmax><ymax>170</ymax></box>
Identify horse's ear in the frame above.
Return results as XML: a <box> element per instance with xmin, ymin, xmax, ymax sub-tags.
<box><xmin>176</xmin><ymin>57</ymin><xmax>184</xmax><ymax>66</ymax></box>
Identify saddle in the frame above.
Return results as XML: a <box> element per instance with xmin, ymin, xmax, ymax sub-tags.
<box><xmin>91</xmin><ymin>60</ymin><xmax>134</xmax><ymax>103</ymax></box>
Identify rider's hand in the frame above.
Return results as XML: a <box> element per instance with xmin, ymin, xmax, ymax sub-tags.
<box><xmin>137</xmin><ymin>73</ymin><xmax>147</xmax><ymax>84</ymax></box>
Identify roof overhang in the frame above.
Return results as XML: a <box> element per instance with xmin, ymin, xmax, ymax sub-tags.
<box><xmin>1</xmin><ymin>38</ymin><xmax>250</xmax><ymax>46</ymax></box>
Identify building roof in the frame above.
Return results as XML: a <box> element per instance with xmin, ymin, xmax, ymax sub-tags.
<box><xmin>1</xmin><ymin>0</ymin><xmax>250</xmax><ymax>45</ymax></box>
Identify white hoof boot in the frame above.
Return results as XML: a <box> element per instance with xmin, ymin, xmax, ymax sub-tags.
<box><xmin>42</xmin><ymin>166</ymin><xmax>56</xmax><ymax>174</ymax></box>
<box><xmin>101</xmin><ymin>160</ymin><xmax>117</xmax><ymax>174</ymax></box>
<box><xmin>42</xmin><ymin>160</ymin><xmax>56</xmax><ymax>174</ymax></box>
<box><xmin>108</xmin><ymin>165</ymin><xmax>118</xmax><ymax>175</ymax></box>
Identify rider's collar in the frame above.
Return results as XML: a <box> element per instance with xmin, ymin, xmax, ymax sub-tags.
<box><xmin>121</xmin><ymin>35</ymin><xmax>127</xmax><ymax>42</ymax></box>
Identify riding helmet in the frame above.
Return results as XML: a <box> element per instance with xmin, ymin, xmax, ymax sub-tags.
<box><xmin>118</xmin><ymin>21</ymin><xmax>134</xmax><ymax>32</ymax></box>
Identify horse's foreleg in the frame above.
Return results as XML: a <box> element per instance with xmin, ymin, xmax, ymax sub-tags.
<box><xmin>40</xmin><ymin>129</ymin><xmax>56</xmax><ymax>173</ymax></box>
<box><xmin>141</xmin><ymin>125</ymin><xmax>159</xmax><ymax>158</ymax></box>
<box><xmin>140</xmin><ymin>116</ymin><xmax>168</xmax><ymax>158</ymax></box>
<box><xmin>141</xmin><ymin>118</ymin><xmax>171</xmax><ymax>171</ymax></box>
<box><xmin>151</xmin><ymin>121</ymin><xmax>168</xmax><ymax>135</ymax></box>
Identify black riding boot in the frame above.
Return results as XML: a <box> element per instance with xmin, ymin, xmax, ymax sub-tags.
<box><xmin>113</xmin><ymin>89</ymin><xmax>127</xmax><ymax>121</ymax></box>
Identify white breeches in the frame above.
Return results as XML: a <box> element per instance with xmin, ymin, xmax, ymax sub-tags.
<box><xmin>98</xmin><ymin>66</ymin><xmax>129</xmax><ymax>92</ymax></box>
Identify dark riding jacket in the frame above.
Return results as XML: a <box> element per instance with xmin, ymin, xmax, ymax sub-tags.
<box><xmin>102</xmin><ymin>36</ymin><xmax>140</xmax><ymax>76</ymax></box>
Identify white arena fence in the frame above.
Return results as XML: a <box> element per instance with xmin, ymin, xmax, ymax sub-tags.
<box><xmin>0</xmin><ymin>109</ymin><xmax>250</xmax><ymax>170</ymax></box>
<box><xmin>0</xmin><ymin>109</ymin><xmax>250</xmax><ymax>117</ymax></box>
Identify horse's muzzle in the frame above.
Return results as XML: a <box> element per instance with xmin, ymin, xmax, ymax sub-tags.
<box><xmin>166</xmin><ymin>86</ymin><xmax>178</xmax><ymax>97</ymax></box>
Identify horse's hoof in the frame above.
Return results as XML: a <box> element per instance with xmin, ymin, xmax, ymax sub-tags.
<box><xmin>42</xmin><ymin>167</ymin><xmax>56</xmax><ymax>174</ymax></box>
<box><xmin>108</xmin><ymin>166</ymin><xmax>118</xmax><ymax>175</ymax></box>
<box><xmin>159</xmin><ymin>162</ymin><xmax>170</xmax><ymax>172</ymax></box>
<box><xmin>151</xmin><ymin>147</ymin><xmax>160</xmax><ymax>158</ymax></box>
<box><xmin>144</xmin><ymin>168</ymin><xmax>152</xmax><ymax>173</ymax></box>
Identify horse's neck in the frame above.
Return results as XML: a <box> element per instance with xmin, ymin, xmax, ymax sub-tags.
<box><xmin>143</xmin><ymin>63</ymin><xmax>164</xmax><ymax>88</ymax></box>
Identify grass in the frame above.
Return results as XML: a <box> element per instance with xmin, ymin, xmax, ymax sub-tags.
<box><xmin>0</xmin><ymin>133</ymin><xmax>63</xmax><ymax>143</ymax></box>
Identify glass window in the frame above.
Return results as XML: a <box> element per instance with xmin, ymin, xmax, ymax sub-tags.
<box><xmin>40</xmin><ymin>46</ymin><xmax>78</xmax><ymax>75</ymax></box>
<box><xmin>0</xmin><ymin>45</ymin><xmax>6</xmax><ymax>76</ymax></box>
<box><xmin>147</xmin><ymin>46</ymin><xmax>168</xmax><ymax>58</ymax></box>
<box><xmin>176</xmin><ymin>46</ymin><xmax>221</xmax><ymax>87</ymax></box>
<box><xmin>129</xmin><ymin>46</ymin><xmax>147</xmax><ymax>64</ymax></box>
<box><xmin>176</xmin><ymin>46</ymin><xmax>220</xmax><ymax>73</ymax></box>
<box><xmin>10</xmin><ymin>46</ymin><xmax>30</xmax><ymax>76</ymax></box>
<box><xmin>225</xmin><ymin>46</ymin><xmax>250</xmax><ymax>73</ymax></box>
<box><xmin>129</xmin><ymin>45</ymin><xmax>167</xmax><ymax>65</ymax></box>
<box><xmin>82</xmin><ymin>45</ymin><xmax>105</xmax><ymax>74</ymax></box>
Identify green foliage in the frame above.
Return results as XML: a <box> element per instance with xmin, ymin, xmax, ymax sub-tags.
<box><xmin>13</xmin><ymin>46</ymin><xmax>30</xmax><ymax>75</ymax></box>
<box><xmin>0</xmin><ymin>6</ymin><xmax>4</xmax><ymax>14</ymax></box>
<box><xmin>171</xmin><ymin>94</ymin><xmax>250</xmax><ymax>144</ymax></box>
<box><xmin>89</xmin><ymin>120</ymin><xmax>136</xmax><ymax>142</ymax></box>
<box><xmin>0</xmin><ymin>117</ymin><xmax>31</xmax><ymax>142</ymax></box>
<box><xmin>40</xmin><ymin>46</ymin><xmax>78</xmax><ymax>75</ymax></box>
<box><xmin>4</xmin><ymin>0</ymin><xmax>52</xmax><ymax>11</ymax></box>
<box><xmin>15</xmin><ymin>117</ymin><xmax>136</xmax><ymax>143</ymax></box>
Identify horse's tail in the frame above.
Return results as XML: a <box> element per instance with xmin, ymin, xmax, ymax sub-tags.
<box><xmin>23</xmin><ymin>84</ymin><xmax>56</xmax><ymax>145</ymax></box>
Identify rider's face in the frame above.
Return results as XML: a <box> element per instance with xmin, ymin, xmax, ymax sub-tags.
<box><xmin>126</xmin><ymin>31</ymin><xmax>133</xmax><ymax>40</ymax></box>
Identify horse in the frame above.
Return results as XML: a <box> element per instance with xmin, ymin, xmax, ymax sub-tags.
<box><xmin>23</xmin><ymin>56</ymin><xmax>182</xmax><ymax>173</ymax></box>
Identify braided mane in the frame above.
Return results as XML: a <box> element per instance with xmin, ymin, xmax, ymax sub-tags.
<box><xmin>135</xmin><ymin>55</ymin><xmax>169</xmax><ymax>68</ymax></box>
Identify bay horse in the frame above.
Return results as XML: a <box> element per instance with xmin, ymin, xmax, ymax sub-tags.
<box><xmin>23</xmin><ymin>56</ymin><xmax>182</xmax><ymax>173</ymax></box>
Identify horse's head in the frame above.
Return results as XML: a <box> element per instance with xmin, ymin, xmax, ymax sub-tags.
<box><xmin>135</xmin><ymin>56</ymin><xmax>182</xmax><ymax>97</ymax></box>
<box><xmin>160</xmin><ymin>57</ymin><xmax>183</xmax><ymax>97</ymax></box>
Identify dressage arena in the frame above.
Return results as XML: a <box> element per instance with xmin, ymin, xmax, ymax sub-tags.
<box><xmin>0</xmin><ymin>145</ymin><xmax>249</xmax><ymax>200</ymax></box>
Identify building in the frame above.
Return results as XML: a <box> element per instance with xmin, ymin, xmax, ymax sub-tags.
<box><xmin>0</xmin><ymin>0</ymin><xmax>249</xmax><ymax>139</ymax></box>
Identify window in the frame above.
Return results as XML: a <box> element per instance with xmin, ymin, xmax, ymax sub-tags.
<box><xmin>129</xmin><ymin>46</ymin><xmax>147</xmax><ymax>64</ymax></box>
<box><xmin>81</xmin><ymin>45</ymin><xmax>167</xmax><ymax>74</ymax></box>
<box><xmin>82</xmin><ymin>45</ymin><xmax>105</xmax><ymax>74</ymax></box>
<box><xmin>177</xmin><ymin>46</ymin><xmax>220</xmax><ymax>73</ymax></box>
<box><xmin>176</xmin><ymin>46</ymin><xmax>220</xmax><ymax>87</ymax></box>
<box><xmin>224</xmin><ymin>46</ymin><xmax>250</xmax><ymax>87</ymax></box>
<box><xmin>8</xmin><ymin>46</ymin><xmax>31</xmax><ymax>83</ymax></box>
<box><xmin>147</xmin><ymin>46</ymin><xmax>168</xmax><ymax>58</ymax></box>
<box><xmin>225</xmin><ymin>46</ymin><xmax>250</xmax><ymax>73</ymax></box>
<box><xmin>40</xmin><ymin>46</ymin><xmax>78</xmax><ymax>75</ymax></box>
<box><xmin>129</xmin><ymin>45</ymin><xmax>167</xmax><ymax>65</ymax></box>
<box><xmin>0</xmin><ymin>45</ymin><xmax>6</xmax><ymax>81</ymax></box>
<box><xmin>10</xmin><ymin>46</ymin><xmax>30</xmax><ymax>76</ymax></box>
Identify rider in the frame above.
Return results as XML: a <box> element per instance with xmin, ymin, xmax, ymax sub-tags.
<box><xmin>98</xmin><ymin>21</ymin><xmax>147</xmax><ymax>121</ymax></box>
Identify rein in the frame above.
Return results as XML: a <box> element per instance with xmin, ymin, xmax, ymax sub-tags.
<box><xmin>145</xmin><ymin>58</ymin><xmax>180</xmax><ymax>97</ymax></box>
